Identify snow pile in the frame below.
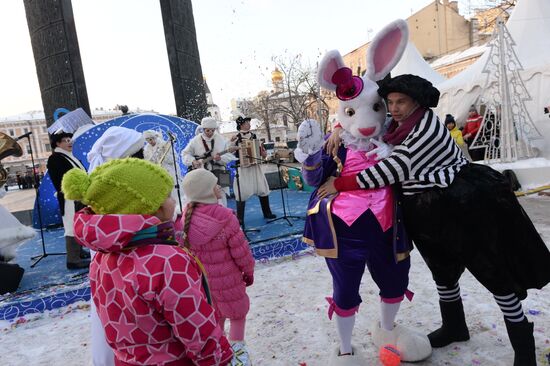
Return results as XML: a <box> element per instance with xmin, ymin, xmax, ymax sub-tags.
<box><xmin>1</xmin><ymin>197</ymin><xmax>549</xmax><ymax>366</ymax></box>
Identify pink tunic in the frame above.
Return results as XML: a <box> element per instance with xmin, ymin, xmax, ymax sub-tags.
<box><xmin>332</xmin><ymin>149</ymin><xmax>394</xmax><ymax>231</ymax></box>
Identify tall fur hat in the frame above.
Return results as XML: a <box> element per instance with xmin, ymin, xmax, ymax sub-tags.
<box><xmin>201</xmin><ymin>117</ymin><xmax>218</xmax><ymax>130</ymax></box>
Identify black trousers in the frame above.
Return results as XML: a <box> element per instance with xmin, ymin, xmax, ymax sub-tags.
<box><xmin>401</xmin><ymin>163</ymin><xmax>550</xmax><ymax>299</ymax></box>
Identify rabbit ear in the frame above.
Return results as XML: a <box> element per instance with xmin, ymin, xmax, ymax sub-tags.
<box><xmin>366</xmin><ymin>19</ymin><xmax>409</xmax><ymax>82</ymax></box>
<box><xmin>318</xmin><ymin>50</ymin><xmax>346</xmax><ymax>91</ymax></box>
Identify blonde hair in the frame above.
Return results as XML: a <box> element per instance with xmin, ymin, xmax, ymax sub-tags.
<box><xmin>182</xmin><ymin>202</ymin><xmax>197</xmax><ymax>248</ymax></box>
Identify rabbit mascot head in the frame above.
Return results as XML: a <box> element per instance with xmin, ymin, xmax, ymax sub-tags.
<box><xmin>320</xmin><ymin>19</ymin><xmax>408</xmax><ymax>142</ymax></box>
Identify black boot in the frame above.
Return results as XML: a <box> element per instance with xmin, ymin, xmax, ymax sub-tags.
<box><xmin>505</xmin><ymin>319</ymin><xmax>536</xmax><ymax>366</ymax></box>
<box><xmin>79</xmin><ymin>247</ymin><xmax>91</xmax><ymax>259</ymax></box>
<box><xmin>259</xmin><ymin>195</ymin><xmax>276</xmax><ymax>219</ymax></box>
<box><xmin>236</xmin><ymin>201</ymin><xmax>246</xmax><ymax>226</ymax></box>
<box><xmin>428</xmin><ymin>300</ymin><xmax>470</xmax><ymax>348</ymax></box>
<box><xmin>66</xmin><ymin>236</ymin><xmax>90</xmax><ymax>270</ymax></box>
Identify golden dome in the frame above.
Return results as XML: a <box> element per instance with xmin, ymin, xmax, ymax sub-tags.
<box><xmin>271</xmin><ymin>68</ymin><xmax>283</xmax><ymax>82</ymax></box>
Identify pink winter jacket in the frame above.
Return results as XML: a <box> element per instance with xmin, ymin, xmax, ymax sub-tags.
<box><xmin>74</xmin><ymin>210</ymin><xmax>233</xmax><ymax>366</ymax></box>
<box><xmin>185</xmin><ymin>204</ymin><xmax>255</xmax><ymax>320</ymax></box>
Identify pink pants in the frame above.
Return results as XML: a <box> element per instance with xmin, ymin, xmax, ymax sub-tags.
<box><xmin>219</xmin><ymin>317</ymin><xmax>246</xmax><ymax>341</ymax></box>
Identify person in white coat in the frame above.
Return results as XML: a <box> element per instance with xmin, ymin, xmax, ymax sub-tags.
<box><xmin>230</xmin><ymin>116</ymin><xmax>276</xmax><ymax>225</ymax></box>
<box><xmin>143</xmin><ymin>130</ymin><xmax>186</xmax><ymax>211</ymax></box>
<box><xmin>181</xmin><ymin>117</ymin><xmax>236</xmax><ymax>206</ymax></box>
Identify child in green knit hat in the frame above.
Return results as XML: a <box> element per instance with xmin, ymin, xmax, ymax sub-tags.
<box><xmin>62</xmin><ymin>158</ymin><xmax>233</xmax><ymax>365</ymax></box>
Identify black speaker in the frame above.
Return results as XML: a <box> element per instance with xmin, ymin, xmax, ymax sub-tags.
<box><xmin>0</xmin><ymin>262</ymin><xmax>24</xmax><ymax>295</ymax></box>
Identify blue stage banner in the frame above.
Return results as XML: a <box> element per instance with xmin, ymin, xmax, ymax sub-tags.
<box><xmin>0</xmin><ymin>238</ymin><xmax>311</xmax><ymax>321</ymax></box>
<box><xmin>34</xmin><ymin>113</ymin><xmax>198</xmax><ymax>229</ymax></box>
<box><xmin>0</xmin><ymin>286</ymin><xmax>90</xmax><ymax>321</ymax></box>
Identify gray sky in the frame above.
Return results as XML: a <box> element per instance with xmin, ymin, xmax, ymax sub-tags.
<box><xmin>0</xmin><ymin>0</ymin><xmax>438</xmax><ymax>120</ymax></box>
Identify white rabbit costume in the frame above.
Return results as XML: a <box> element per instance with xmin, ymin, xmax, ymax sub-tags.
<box><xmin>297</xmin><ymin>20</ymin><xmax>431</xmax><ymax>365</ymax></box>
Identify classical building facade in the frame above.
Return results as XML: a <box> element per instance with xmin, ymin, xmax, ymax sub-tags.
<box><xmin>0</xmin><ymin>109</ymin><xmax>122</xmax><ymax>176</ymax></box>
<box><xmin>324</xmin><ymin>0</ymin><xmax>514</xmax><ymax>118</ymax></box>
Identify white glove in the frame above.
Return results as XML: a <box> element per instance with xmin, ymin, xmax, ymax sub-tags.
<box><xmin>297</xmin><ymin>119</ymin><xmax>324</xmax><ymax>155</ymax></box>
<box><xmin>366</xmin><ymin>138</ymin><xmax>393</xmax><ymax>161</ymax></box>
<box><xmin>293</xmin><ymin>147</ymin><xmax>310</xmax><ymax>163</ymax></box>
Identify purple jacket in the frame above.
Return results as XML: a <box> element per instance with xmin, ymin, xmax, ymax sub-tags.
<box><xmin>301</xmin><ymin>144</ymin><xmax>412</xmax><ymax>261</ymax></box>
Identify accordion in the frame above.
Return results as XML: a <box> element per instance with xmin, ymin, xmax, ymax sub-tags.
<box><xmin>239</xmin><ymin>139</ymin><xmax>261</xmax><ymax>168</ymax></box>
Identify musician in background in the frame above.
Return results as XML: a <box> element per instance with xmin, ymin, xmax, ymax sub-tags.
<box><xmin>181</xmin><ymin>117</ymin><xmax>235</xmax><ymax>206</ymax></box>
<box><xmin>47</xmin><ymin>130</ymin><xmax>90</xmax><ymax>270</ymax></box>
<box><xmin>231</xmin><ymin>116</ymin><xmax>276</xmax><ymax>225</ymax></box>
<box><xmin>143</xmin><ymin>130</ymin><xmax>185</xmax><ymax>211</ymax></box>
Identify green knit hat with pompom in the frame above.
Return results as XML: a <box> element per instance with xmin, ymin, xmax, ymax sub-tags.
<box><xmin>61</xmin><ymin>158</ymin><xmax>173</xmax><ymax>215</ymax></box>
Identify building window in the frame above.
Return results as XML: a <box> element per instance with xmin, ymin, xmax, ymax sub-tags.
<box><xmin>24</xmin><ymin>128</ymin><xmax>29</xmax><ymax>133</ymax></box>
<box><xmin>9</xmin><ymin>129</ymin><xmax>14</xmax><ymax>136</ymax></box>
<box><xmin>275</xmin><ymin>137</ymin><xmax>281</xmax><ymax>142</ymax></box>
<box><xmin>45</xmin><ymin>144</ymin><xmax>51</xmax><ymax>152</ymax></box>
<box><xmin>42</xmin><ymin>127</ymin><xmax>47</xmax><ymax>133</ymax></box>
<box><xmin>26</xmin><ymin>144</ymin><xmax>32</xmax><ymax>154</ymax></box>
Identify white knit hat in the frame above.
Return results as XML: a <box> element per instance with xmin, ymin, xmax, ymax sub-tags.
<box><xmin>201</xmin><ymin>117</ymin><xmax>218</xmax><ymax>129</ymax></box>
<box><xmin>87</xmin><ymin>126</ymin><xmax>145</xmax><ymax>172</ymax></box>
<box><xmin>182</xmin><ymin>169</ymin><xmax>218</xmax><ymax>204</ymax></box>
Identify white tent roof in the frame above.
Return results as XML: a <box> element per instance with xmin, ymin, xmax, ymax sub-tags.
<box><xmin>392</xmin><ymin>42</ymin><xmax>445</xmax><ymax>85</ymax></box>
<box><xmin>435</xmin><ymin>0</ymin><xmax>550</xmax><ymax>157</ymax></box>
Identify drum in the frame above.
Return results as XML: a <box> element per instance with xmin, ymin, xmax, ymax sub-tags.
<box><xmin>239</xmin><ymin>139</ymin><xmax>261</xmax><ymax>168</ymax></box>
<box><xmin>212</xmin><ymin>169</ymin><xmax>231</xmax><ymax>187</ymax></box>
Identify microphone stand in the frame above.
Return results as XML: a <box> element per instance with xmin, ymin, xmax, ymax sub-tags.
<box><xmin>243</xmin><ymin>155</ymin><xmax>304</xmax><ymax>227</ymax></box>
<box><xmin>18</xmin><ymin>133</ymin><xmax>65</xmax><ymax>268</ymax></box>
<box><xmin>167</xmin><ymin>133</ymin><xmax>183</xmax><ymax>213</ymax></box>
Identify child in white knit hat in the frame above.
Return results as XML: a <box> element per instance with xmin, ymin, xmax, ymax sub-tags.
<box><xmin>182</xmin><ymin>169</ymin><xmax>255</xmax><ymax>366</ymax></box>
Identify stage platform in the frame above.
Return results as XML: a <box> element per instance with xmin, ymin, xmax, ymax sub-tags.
<box><xmin>0</xmin><ymin>190</ymin><xmax>313</xmax><ymax>321</ymax></box>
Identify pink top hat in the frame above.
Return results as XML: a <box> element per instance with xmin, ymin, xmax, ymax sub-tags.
<box><xmin>332</xmin><ymin>67</ymin><xmax>363</xmax><ymax>101</ymax></box>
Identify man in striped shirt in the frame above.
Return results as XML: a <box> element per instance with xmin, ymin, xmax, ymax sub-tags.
<box><xmin>319</xmin><ymin>74</ymin><xmax>549</xmax><ymax>366</ymax></box>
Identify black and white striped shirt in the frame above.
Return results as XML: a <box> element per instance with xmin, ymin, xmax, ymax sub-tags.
<box><xmin>356</xmin><ymin>109</ymin><xmax>468</xmax><ymax>195</ymax></box>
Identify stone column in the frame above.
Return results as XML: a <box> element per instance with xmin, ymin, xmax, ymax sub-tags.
<box><xmin>160</xmin><ymin>0</ymin><xmax>207</xmax><ymax>122</ymax></box>
<box><xmin>24</xmin><ymin>0</ymin><xmax>90</xmax><ymax>127</ymax></box>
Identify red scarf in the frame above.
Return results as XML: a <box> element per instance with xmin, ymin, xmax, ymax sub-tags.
<box><xmin>382</xmin><ymin>107</ymin><xmax>427</xmax><ymax>146</ymax></box>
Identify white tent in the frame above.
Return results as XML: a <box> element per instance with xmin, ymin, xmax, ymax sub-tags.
<box><xmin>435</xmin><ymin>0</ymin><xmax>550</xmax><ymax>157</ymax></box>
<box><xmin>392</xmin><ymin>41</ymin><xmax>445</xmax><ymax>85</ymax></box>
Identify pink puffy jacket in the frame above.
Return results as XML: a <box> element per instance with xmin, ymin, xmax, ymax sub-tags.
<box><xmin>74</xmin><ymin>210</ymin><xmax>233</xmax><ymax>366</ymax></box>
<box><xmin>185</xmin><ymin>204</ymin><xmax>255</xmax><ymax>320</ymax></box>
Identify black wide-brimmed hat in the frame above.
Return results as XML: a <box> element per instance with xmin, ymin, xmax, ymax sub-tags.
<box><xmin>378</xmin><ymin>74</ymin><xmax>440</xmax><ymax>108</ymax></box>
<box><xmin>236</xmin><ymin>116</ymin><xmax>252</xmax><ymax>130</ymax></box>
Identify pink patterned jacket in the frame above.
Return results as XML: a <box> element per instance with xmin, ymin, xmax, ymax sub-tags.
<box><xmin>184</xmin><ymin>204</ymin><xmax>255</xmax><ymax>320</ymax></box>
<box><xmin>74</xmin><ymin>210</ymin><xmax>233</xmax><ymax>366</ymax></box>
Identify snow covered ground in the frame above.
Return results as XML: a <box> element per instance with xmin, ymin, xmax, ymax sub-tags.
<box><xmin>1</xmin><ymin>195</ymin><xmax>549</xmax><ymax>366</ymax></box>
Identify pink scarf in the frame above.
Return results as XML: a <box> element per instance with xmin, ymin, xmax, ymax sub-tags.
<box><xmin>383</xmin><ymin>107</ymin><xmax>427</xmax><ymax>146</ymax></box>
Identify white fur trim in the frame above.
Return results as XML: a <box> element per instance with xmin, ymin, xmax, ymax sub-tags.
<box><xmin>318</xmin><ymin>50</ymin><xmax>346</xmax><ymax>91</ymax></box>
<box><xmin>143</xmin><ymin>130</ymin><xmax>159</xmax><ymax>139</ymax></box>
<box><xmin>366</xmin><ymin>19</ymin><xmax>409</xmax><ymax>82</ymax></box>
<box><xmin>0</xmin><ymin>226</ymin><xmax>36</xmax><ymax>261</ymax></box>
<box><xmin>372</xmin><ymin>322</ymin><xmax>432</xmax><ymax>362</ymax></box>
